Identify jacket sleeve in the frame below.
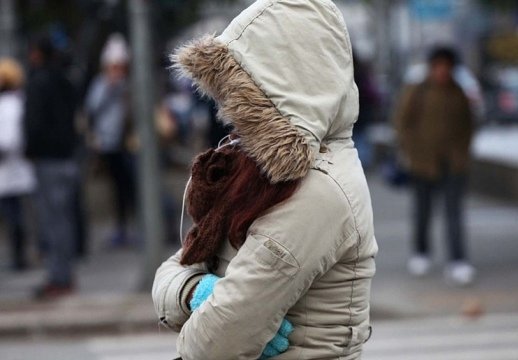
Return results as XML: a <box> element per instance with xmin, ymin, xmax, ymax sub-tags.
<box><xmin>0</xmin><ymin>98</ymin><xmax>23</xmax><ymax>155</ymax></box>
<box><xmin>392</xmin><ymin>85</ymin><xmax>418</xmax><ymax>156</ymax></box>
<box><xmin>176</xmin><ymin>172</ymin><xmax>355</xmax><ymax>360</ymax></box>
<box><xmin>85</xmin><ymin>78</ymin><xmax>104</xmax><ymax>117</ymax></box>
<box><xmin>152</xmin><ymin>249</ymin><xmax>207</xmax><ymax>331</ymax></box>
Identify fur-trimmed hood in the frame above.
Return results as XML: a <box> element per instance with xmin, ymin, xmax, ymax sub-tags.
<box><xmin>173</xmin><ymin>0</ymin><xmax>358</xmax><ymax>183</ymax></box>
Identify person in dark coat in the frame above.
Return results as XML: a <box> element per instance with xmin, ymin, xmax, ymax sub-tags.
<box><xmin>24</xmin><ymin>36</ymin><xmax>79</xmax><ymax>299</ymax></box>
<box><xmin>394</xmin><ymin>47</ymin><xmax>475</xmax><ymax>286</ymax></box>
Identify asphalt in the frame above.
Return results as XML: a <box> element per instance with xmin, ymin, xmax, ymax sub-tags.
<box><xmin>0</xmin><ymin>166</ymin><xmax>517</xmax><ymax>339</ymax></box>
<box><xmin>3</xmin><ymin>312</ymin><xmax>518</xmax><ymax>360</ymax></box>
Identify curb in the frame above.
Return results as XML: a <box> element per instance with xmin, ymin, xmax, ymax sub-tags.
<box><xmin>0</xmin><ymin>294</ymin><xmax>158</xmax><ymax>339</ymax></box>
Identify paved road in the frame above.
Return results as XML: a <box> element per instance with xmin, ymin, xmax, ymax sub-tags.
<box><xmin>2</xmin><ymin>174</ymin><xmax>517</xmax><ymax>315</ymax></box>
<box><xmin>1</xmin><ymin>172</ymin><xmax>517</xmax><ymax>359</ymax></box>
<box><xmin>368</xmin><ymin>175</ymin><xmax>518</xmax><ymax>318</ymax></box>
<box><xmin>2</xmin><ymin>312</ymin><xmax>517</xmax><ymax>360</ymax></box>
<box><xmin>0</xmin><ymin>332</ymin><xmax>178</xmax><ymax>360</ymax></box>
<box><xmin>364</xmin><ymin>313</ymin><xmax>518</xmax><ymax>360</ymax></box>
<box><xmin>84</xmin><ymin>332</ymin><xmax>177</xmax><ymax>360</ymax></box>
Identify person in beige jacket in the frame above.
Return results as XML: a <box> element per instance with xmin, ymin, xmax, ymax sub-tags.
<box><xmin>152</xmin><ymin>0</ymin><xmax>378</xmax><ymax>359</ymax></box>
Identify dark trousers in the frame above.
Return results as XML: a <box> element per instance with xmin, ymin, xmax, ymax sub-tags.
<box><xmin>0</xmin><ymin>196</ymin><xmax>26</xmax><ymax>268</ymax></box>
<box><xmin>413</xmin><ymin>172</ymin><xmax>467</xmax><ymax>261</ymax></box>
<box><xmin>35</xmin><ymin>160</ymin><xmax>79</xmax><ymax>285</ymax></box>
<box><xmin>101</xmin><ymin>152</ymin><xmax>136</xmax><ymax>230</ymax></box>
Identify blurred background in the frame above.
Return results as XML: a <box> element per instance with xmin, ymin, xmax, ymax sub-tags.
<box><xmin>0</xmin><ymin>0</ymin><xmax>517</xmax><ymax>359</ymax></box>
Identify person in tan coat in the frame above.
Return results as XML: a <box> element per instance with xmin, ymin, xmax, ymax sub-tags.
<box><xmin>152</xmin><ymin>0</ymin><xmax>378</xmax><ymax>359</ymax></box>
<box><xmin>394</xmin><ymin>47</ymin><xmax>475</xmax><ymax>286</ymax></box>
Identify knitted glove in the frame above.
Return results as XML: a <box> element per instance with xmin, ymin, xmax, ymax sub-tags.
<box><xmin>189</xmin><ymin>274</ymin><xmax>220</xmax><ymax>311</ymax></box>
<box><xmin>189</xmin><ymin>274</ymin><xmax>293</xmax><ymax>359</ymax></box>
<box><xmin>259</xmin><ymin>318</ymin><xmax>294</xmax><ymax>359</ymax></box>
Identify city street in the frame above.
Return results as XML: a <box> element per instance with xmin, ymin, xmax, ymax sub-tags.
<box><xmin>1</xmin><ymin>171</ymin><xmax>517</xmax><ymax>359</ymax></box>
<box><xmin>1</xmin><ymin>0</ymin><xmax>517</xmax><ymax>359</ymax></box>
<box><xmin>365</xmin><ymin>313</ymin><xmax>518</xmax><ymax>360</ymax></box>
<box><xmin>2</xmin><ymin>312</ymin><xmax>518</xmax><ymax>359</ymax></box>
<box><xmin>369</xmin><ymin>175</ymin><xmax>518</xmax><ymax>318</ymax></box>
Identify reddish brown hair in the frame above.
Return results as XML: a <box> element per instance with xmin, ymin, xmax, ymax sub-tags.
<box><xmin>225</xmin><ymin>151</ymin><xmax>300</xmax><ymax>248</ymax></box>
<box><xmin>180</xmin><ymin>146</ymin><xmax>300</xmax><ymax>266</ymax></box>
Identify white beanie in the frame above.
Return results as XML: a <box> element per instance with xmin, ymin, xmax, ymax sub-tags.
<box><xmin>101</xmin><ymin>33</ymin><xmax>130</xmax><ymax>66</ymax></box>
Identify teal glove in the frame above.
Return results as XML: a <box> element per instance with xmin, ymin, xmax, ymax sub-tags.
<box><xmin>189</xmin><ymin>274</ymin><xmax>220</xmax><ymax>311</ymax></box>
<box><xmin>259</xmin><ymin>318</ymin><xmax>294</xmax><ymax>359</ymax></box>
<box><xmin>189</xmin><ymin>274</ymin><xmax>293</xmax><ymax>359</ymax></box>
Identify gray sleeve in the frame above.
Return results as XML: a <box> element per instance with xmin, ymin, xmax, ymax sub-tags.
<box><xmin>152</xmin><ymin>249</ymin><xmax>207</xmax><ymax>331</ymax></box>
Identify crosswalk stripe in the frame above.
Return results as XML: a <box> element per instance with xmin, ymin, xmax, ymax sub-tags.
<box><xmin>87</xmin><ymin>334</ymin><xmax>177</xmax><ymax>359</ymax></box>
<box><xmin>84</xmin><ymin>314</ymin><xmax>518</xmax><ymax>360</ymax></box>
<box><xmin>98</xmin><ymin>351</ymin><xmax>173</xmax><ymax>360</ymax></box>
<box><xmin>367</xmin><ymin>331</ymin><xmax>518</xmax><ymax>352</ymax></box>
<box><xmin>365</xmin><ymin>347</ymin><xmax>518</xmax><ymax>360</ymax></box>
<box><xmin>87</xmin><ymin>333</ymin><xmax>175</xmax><ymax>353</ymax></box>
<box><xmin>364</xmin><ymin>313</ymin><xmax>518</xmax><ymax>360</ymax></box>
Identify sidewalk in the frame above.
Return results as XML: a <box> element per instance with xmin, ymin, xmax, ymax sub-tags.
<box><xmin>0</xmin><ymin>171</ymin><xmax>517</xmax><ymax>339</ymax></box>
<box><xmin>0</xmin><ymin>169</ymin><xmax>190</xmax><ymax>339</ymax></box>
<box><xmin>368</xmin><ymin>175</ymin><xmax>518</xmax><ymax>319</ymax></box>
<box><xmin>0</xmin><ymin>230</ymin><xmax>161</xmax><ymax>338</ymax></box>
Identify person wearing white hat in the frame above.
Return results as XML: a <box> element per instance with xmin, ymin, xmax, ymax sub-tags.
<box><xmin>86</xmin><ymin>33</ymin><xmax>136</xmax><ymax>247</ymax></box>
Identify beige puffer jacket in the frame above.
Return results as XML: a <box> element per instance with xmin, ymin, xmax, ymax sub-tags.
<box><xmin>152</xmin><ymin>0</ymin><xmax>378</xmax><ymax>359</ymax></box>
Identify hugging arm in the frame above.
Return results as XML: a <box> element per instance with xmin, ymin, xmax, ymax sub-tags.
<box><xmin>152</xmin><ymin>249</ymin><xmax>207</xmax><ymax>331</ymax></box>
<box><xmin>177</xmin><ymin>233</ymin><xmax>303</xmax><ymax>360</ymax></box>
<box><xmin>176</xmin><ymin>228</ymin><xmax>351</xmax><ymax>360</ymax></box>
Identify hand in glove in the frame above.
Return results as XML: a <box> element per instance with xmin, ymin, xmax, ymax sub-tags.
<box><xmin>188</xmin><ymin>274</ymin><xmax>293</xmax><ymax>359</ymax></box>
<box><xmin>259</xmin><ymin>318</ymin><xmax>294</xmax><ymax>359</ymax></box>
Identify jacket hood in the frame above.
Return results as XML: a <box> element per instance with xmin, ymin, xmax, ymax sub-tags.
<box><xmin>173</xmin><ymin>0</ymin><xmax>358</xmax><ymax>183</ymax></box>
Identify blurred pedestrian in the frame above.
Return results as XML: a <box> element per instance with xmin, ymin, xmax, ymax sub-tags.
<box><xmin>162</xmin><ymin>78</ymin><xmax>195</xmax><ymax>145</ymax></box>
<box><xmin>353</xmin><ymin>55</ymin><xmax>380</xmax><ymax>170</ymax></box>
<box><xmin>0</xmin><ymin>58</ymin><xmax>36</xmax><ymax>271</ymax></box>
<box><xmin>394</xmin><ymin>47</ymin><xmax>475</xmax><ymax>286</ymax></box>
<box><xmin>24</xmin><ymin>36</ymin><xmax>79</xmax><ymax>299</ymax></box>
<box><xmin>85</xmin><ymin>34</ymin><xmax>136</xmax><ymax>247</ymax></box>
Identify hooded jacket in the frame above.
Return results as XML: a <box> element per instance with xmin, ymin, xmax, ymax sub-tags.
<box><xmin>152</xmin><ymin>1</ymin><xmax>378</xmax><ymax>359</ymax></box>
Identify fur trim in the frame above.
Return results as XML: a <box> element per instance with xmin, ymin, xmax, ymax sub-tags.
<box><xmin>172</xmin><ymin>35</ymin><xmax>313</xmax><ymax>183</ymax></box>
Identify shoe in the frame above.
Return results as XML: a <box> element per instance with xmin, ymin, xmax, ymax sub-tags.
<box><xmin>34</xmin><ymin>282</ymin><xmax>75</xmax><ymax>301</ymax></box>
<box><xmin>407</xmin><ymin>255</ymin><xmax>432</xmax><ymax>277</ymax></box>
<box><xmin>444</xmin><ymin>262</ymin><xmax>476</xmax><ymax>286</ymax></box>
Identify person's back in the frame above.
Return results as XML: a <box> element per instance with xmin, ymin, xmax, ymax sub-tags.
<box><xmin>255</xmin><ymin>139</ymin><xmax>376</xmax><ymax>359</ymax></box>
<box><xmin>25</xmin><ymin>65</ymin><xmax>76</xmax><ymax>160</ymax></box>
<box><xmin>152</xmin><ymin>1</ymin><xmax>378</xmax><ymax>358</ymax></box>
